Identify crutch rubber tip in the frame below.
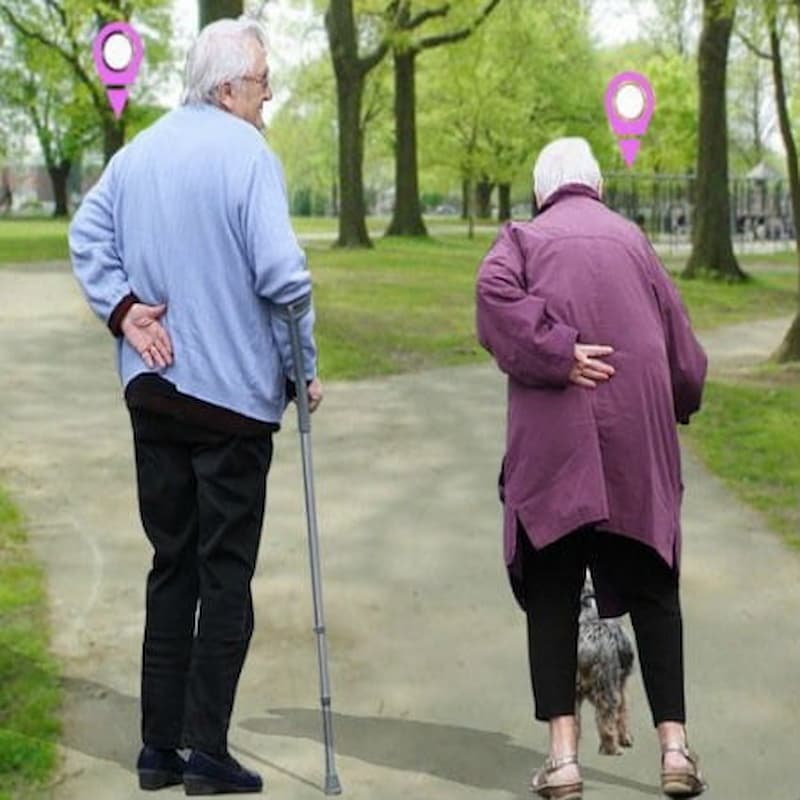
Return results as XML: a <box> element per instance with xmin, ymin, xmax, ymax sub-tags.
<box><xmin>325</xmin><ymin>773</ymin><xmax>342</xmax><ymax>795</ymax></box>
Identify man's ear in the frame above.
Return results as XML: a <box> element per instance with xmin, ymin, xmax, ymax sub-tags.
<box><xmin>216</xmin><ymin>82</ymin><xmax>235</xmax><ymax>112</ymax></box>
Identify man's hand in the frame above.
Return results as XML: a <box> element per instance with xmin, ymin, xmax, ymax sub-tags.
<box><xmin>569</xmin><ymin>344</ymin><xmax>615</xmax><ymax>388</ymax></box>
<box><xmin>120</xmin><ymin>302</ymin><xmax>173</xmax><ymax>369</ymax></box>
<box><xmin>307</xmin><ymin>377</ymin><xmax>323</xmax><ymax>413</ymax></box>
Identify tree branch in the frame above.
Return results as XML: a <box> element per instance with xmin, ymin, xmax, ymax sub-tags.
<box><xmin>417</xmin><ymin>0</ymin><xmax>502</xmax><ymax>51</ymax></box>
<box><xmin>736</xmin><ymin>29</ymin><xmax>772</xmax><ymax>60</ymax></box>
<box><xmin>358</xmin><ymin>40</ymin><xmax>390</xmax><ymax>75</ymax></box>
<box><xmin>43</xmin><ymin>0</ymin><xmax>68</xmax><ymax>30</ymax></box>
<box><xmin>406</xmin><ymin>3</ymin><xmax>451</xmax><ymax>30</ymax></box>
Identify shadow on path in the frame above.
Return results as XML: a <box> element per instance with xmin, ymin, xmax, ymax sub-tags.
<box><xmin>55</xmin><ymin>674</ymin><xmax>323</xmax><ymax>793</ymax></box>
<box><xmin>7</xmin><ymin>646</ymin><xmax>660</xmax><ymax>797</ymax></box>
<box><xmin>242</xmin><ymin>708</ymin><xmax>661</xmax><ymax>798</ymax></box>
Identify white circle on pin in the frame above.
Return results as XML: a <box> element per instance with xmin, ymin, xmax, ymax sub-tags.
<box><xmin>102</xmin><ymin>32</ymin><xmax>134</xmax><ymax>71</ymax></box>
<box><xmin>614</xmin><ymin>83</ymin><xmax>646</xmax><ymax>120</ymax></box>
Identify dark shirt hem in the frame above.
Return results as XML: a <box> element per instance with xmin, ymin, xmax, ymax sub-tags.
<box><xmin>125</xmin><ymin>374</ymin><xmax>279</xmax><ymax>437</ymax></box>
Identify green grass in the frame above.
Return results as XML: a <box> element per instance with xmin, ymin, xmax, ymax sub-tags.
<box><xmin>0</xmin><ymin>215</ymin><xmax>464</xmax><ymax>261</ymax></box>
<box><xmin>670</xmin><ymin>270</ymin><xmax>798</xmax><ymax>330</ymax></box>
<box><xmin>4</xmin><ymin>218</ymin><xmax>795</xmax><ymax>377</ymax></box>
<box><xmin>684</xmin><ymin>374</ymin><xmax>800</xmax><ymax>550</ymax></box>
<box><xmin>307</xmin><ymin>234</ymin><xmax>494</xmax><ymax>379</ymax></box>
<box><xmin>0</xmin><ymin>486</ymin><xmax>61</xmax><ymax>799</ymax></box>
<box><xmin>305</xmin><ymin>236</ymin><xmax>798</xmax><ymax>379</ymax></box>
<box><xmin>0</xmin><ymin>220</ymin><xmax>70</xmax><ymax>263</ymax></box>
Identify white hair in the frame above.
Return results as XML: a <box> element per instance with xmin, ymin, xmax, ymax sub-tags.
<box><xmin>182</xmin><ymin>17</ymin><xmax>267</xmax><ymax>105</ymax></box>
<box><xmin>532</xmin><ymin>137</ymin><xmax>602</xmax><ymax>205</ymax></box>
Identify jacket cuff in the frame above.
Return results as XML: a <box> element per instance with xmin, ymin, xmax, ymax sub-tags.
<box><xmin>108</xmin><ymin>293</ymin><xmax>139</xmax><ymax>337</ymax></box>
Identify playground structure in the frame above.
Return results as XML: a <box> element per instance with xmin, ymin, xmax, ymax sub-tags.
<box><xmin>603</xmin><ymin>163</ymin><xmax>795</xmax><ymax>253</ymax></box>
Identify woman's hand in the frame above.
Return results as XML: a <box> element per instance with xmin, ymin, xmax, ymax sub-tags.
<box><xmin>569</xmin><ymin>344</ymin><xmax>615</xmax><ymax>388</ymax></box>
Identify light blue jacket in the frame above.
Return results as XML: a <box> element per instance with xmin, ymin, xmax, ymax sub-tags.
<box><xmin>69</xmin><ymin>103</ymin><xmax>316</xmax><ymax>424</ymax></box>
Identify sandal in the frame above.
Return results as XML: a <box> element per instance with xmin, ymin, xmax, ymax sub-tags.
<box><xmin>530</xmin><ymin>754</ymin><xmax>583</xmax><ymax>799</ymax></box>
<box><xmin>661</xmin><ymin>745</ymin><xmax>707</xmax><ymax>798</ymax></box>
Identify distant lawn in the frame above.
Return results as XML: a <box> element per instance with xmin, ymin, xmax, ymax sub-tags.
<box><xmin>0</xmin><ymin>219</ymin><xmax>70</xmax><ymax>263</ymax></box>
<box><xmin>0</xmin><ymin>485</ymin><xmax>61</xmax><ymax>800</ymax></box>
<box><xmin>684</xmin><ymin>371</ymin><xmax>800</xmax><ymax>550</ymax></box>
<box><xmin>671</xmin><ymin>270</ymin><xmax>798</xmax><ymax>330</ymax></box>
<box><xmin>2</xmin><ymin>219</ymin><xmax>798</xmax><ymax>377</ymax></box>
<box><xmin>306</xmin><ymin>235</ymin><xmax>798</xmax><ymax>379</ymax></box>
<box><xmin>307</xmin><ymin>234</ymin><xmax>494</xmax><ymax>379</ymax></box>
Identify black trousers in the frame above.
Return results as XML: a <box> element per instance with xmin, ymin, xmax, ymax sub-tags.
<box><xmin>130</xmin><ymin>408</ymin><xmax>273</xmax><ymax>755</ymax></box>
<box><xmin>520</xmin><ymin>526</ymin><xmax>686</xmax><ymax>726</ymax></box>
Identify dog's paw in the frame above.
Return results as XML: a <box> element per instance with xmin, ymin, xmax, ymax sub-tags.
<box><xmin>620</xmin><ymin>733</ymin><xmax>634</xmax><ymax>748</ymax></box>
<box><xmin>598</xmin><ymin>742</ymin><xmax>624</xmax><ymax>756</ymax></box>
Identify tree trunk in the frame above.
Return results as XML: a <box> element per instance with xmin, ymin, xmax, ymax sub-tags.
<box><xmin>774</xmin><ymin>312</ymin><xmax>800</xmax><ymax>361</ymax></box>
<box><xmin>683</xmin><ymin>0</ymin><xmax>746</xmax><ymax>280</ymax></box>
<box><xmin>464</xmin><ymin>177</ymin><xmax>475</xmax><ymax>238</ymax></box>
<box><xmin>386</xmin><ymin>48</ymin><xmax>427</xmax><ymax>237</ymax></box>
<box><xmin>461</xmin><ymin>179</ymin><xmax>469</xmax><ymax>219</ymax></box>
<box><xmin>48</xmin><ymin>161</ymin><xmax>71</xmax><ymax>217</ymax></box>
<box><xmin>498</xmin><ymin>183</ymin><xmax>511</xmax><ymax>221</ymax></box>
<box><xmin>332</xmin><ymin>71</ymin><xmax>371</xmax><ymax>247</ymax></box>
<box><xmin>386</xmin><ymin>0</ymin><xmax>502</xmax><ymax>237</ymax></box>
<box><xmin>325</xmin><ymin>0</ymin><xmax>386</xmax><ymax>248</ymax></box>
<box><xmin>769</xmin><ymin>14</ymin><xmax>800</xmax><ymax>361</ymax></box>
<box><xmin>199</xmin><ymin>0</ymin><xmax>243</xmax><ymax>27</ymax></box>
<box><xmin>475</xmin><ymin>179</ymin><xmax>494</xmax><ymax>218</ymax></box>
<box><xmin>102</xmin><ymin>117</ymin><xmax>125</xmax><ymax>164</ymax></box>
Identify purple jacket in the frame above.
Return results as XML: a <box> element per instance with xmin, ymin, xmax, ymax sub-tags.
<box><xmin>476</xmin><ymin>184</ymin><xmax>706</xmax><ymax>609</ymax></box>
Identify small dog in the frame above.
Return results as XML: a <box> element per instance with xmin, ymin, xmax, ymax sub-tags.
<box><xmin>575</xmin><ymin>574</ymin><xmax>635</xmax><ymax>755</ymax></box>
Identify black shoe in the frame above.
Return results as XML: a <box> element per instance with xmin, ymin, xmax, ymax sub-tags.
<box><xmin>137</xmin><ymin>746</ymin><xmax>187</xmax><ymax>791</ymax></box>
<box><xmin>183</xmin><ymin>750</ymin><xmax>263</xmax><ymax>795</ymax></box>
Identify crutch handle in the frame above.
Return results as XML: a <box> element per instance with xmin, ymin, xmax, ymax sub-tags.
<box><xmin>277</xmin><ymin>296</ymin><xmax>313</xmax><ymax>433</ymax></box>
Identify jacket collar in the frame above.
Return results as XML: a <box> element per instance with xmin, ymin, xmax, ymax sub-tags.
<box><xmin>538</xmin><ymin>182</ymin><xmax>602</xmax><ymax>213</ymax></box>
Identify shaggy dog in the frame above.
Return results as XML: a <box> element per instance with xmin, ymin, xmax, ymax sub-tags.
<box><xmin>575</xmin><ymin>575</ymin><xmax>635</xmax><ymax>755</ymax></box>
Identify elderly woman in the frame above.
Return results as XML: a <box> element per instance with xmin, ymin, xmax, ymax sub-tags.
<box><xmin>476</xmin><ymin>138</ymin><xmax>707</xmax><ymax>799</ymax></box>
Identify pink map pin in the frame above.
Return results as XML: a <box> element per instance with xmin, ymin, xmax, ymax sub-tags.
<box><xmin>604</xmin><ymin>71</ymin><xmax>655</xmax><ymax>168</ymax></box>
<box><xmin>92</xmin><ymin>22</ymin><xmax>144</xmax><ymax>119</ymax></box>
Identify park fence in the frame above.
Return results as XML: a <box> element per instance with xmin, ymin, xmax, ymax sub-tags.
<box><xmin>603</xmin><ymin>170</ymin><xmax>795</xmax><ymax>255</ymax></box>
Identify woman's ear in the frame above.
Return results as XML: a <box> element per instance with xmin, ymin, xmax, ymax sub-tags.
<box><xmin>597</xmin><ymin>180</ymin><xmax>604</xmax><ymax>200</ymax></box>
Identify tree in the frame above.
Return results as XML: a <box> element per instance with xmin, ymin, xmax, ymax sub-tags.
<box><xmin>640</xmin><ymin>0</ymin><xmax>699</xmax><ymax>57</ymax></box>
<box><xmin>384</xmin><ymin>0</ymin><xmax>502</xmax><ymax>237</ymax></box>
<box><xmin>418</xmin><ymin>0</ymin><xmax>606</xmax><ymax>229</ymax></box>
<box><xmin>0</xmin><ymin>22</ymin><xmax>101</xmax><ymax>216</ymax></box>
<box><xmin>325</xmin><ymin>0</ymin><xmax>389</xmax><ymax>247</ymax></box>
<box><xmin>683</xmin><ymin>0</ymin><xmax>746</xmax><ymax>279</ymax></box>
<box><xmin>769</xmin><ymin>4</ymin><xmax>800</xmax><ymax>359</ymax></box>
<box><xmin>199</xmin><ymin>0</ymin><xmax>244</xmax><ymax>27</ymax></box>
<box><xmin>0</xmin><ymin>0</ymin><xmax>173</xmax><ymax>164</ymax></box>
<box><xmin>728</xmin><ymin>47</ymin><xmax>773</xmax><ymax>169</ymax></box>
<box><xmin>731</xmin><ymin>0</ymin><xmax>800</xmax><ymax>359</ymax></box>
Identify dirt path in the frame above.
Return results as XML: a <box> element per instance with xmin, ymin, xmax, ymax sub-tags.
<box><xmin>1</xmin><ymin>261</ymin><xmax>798</xmax><ymax>799</ymax></box>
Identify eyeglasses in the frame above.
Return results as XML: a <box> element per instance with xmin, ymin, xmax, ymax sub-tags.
<box><xmin>239</xmin><ymin>72</ymin><xmax>270</xmax><ymax>91</ymax></box>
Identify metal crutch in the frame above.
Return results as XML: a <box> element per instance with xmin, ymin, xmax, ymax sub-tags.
<box><xmin>282</xmin><ymin>297</ymin><xmax>342</xmax><ymax>796</ymax></box>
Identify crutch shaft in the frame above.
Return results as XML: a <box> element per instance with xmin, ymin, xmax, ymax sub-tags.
<box><xmin>284</xmin><ymin>299</ymin><xmax>342</xmax><ymax>795</ymax></box>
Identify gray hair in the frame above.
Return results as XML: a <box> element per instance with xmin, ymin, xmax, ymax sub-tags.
<box><xmin>182</xmin><ymin>17</ymin><xmax>267</xmax><ymax>105</ymax></box>
<box><xmin>533</xmin><ymin>137</ymin><xmax>602</xmax><ymax>205</ymax></box>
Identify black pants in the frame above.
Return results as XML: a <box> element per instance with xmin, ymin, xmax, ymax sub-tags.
<box><xmin>520</xmin><ymin>526</ymin><xmax>685</xmax><ymax>726</ymax></box>
<box><xmin>130</xmin><ymin>408</ymin><xmax>273</xmax><ymax>755</ymax></box>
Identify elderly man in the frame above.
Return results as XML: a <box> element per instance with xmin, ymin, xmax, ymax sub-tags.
<box><xmin>476</xmin><ymin>138</ymin><xmax>707</xmax><ymax>799</ymax></box>
<box><xmin>70</xmin><ymin>18</ymin><xmax>320</xmax><ymax>795</ymax></box>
